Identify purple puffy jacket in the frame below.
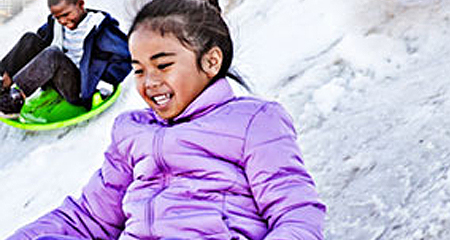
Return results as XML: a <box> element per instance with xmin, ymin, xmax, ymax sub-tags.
<box><xmin>7</xmin><ymin>79</ymin><xmax>326</xmax><ymax>240</ymax></box>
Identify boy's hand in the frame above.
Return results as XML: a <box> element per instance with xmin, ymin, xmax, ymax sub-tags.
<box><xmin>1</xmin><ymin>72</ymin><xmax>12</xmax><ymax>89</ymax></box>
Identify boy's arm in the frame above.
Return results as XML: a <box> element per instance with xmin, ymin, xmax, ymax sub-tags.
<box><xmin>94</xmin><ymin>24</ymin><xmax>132</xmax><ymax>86</ymax></box>
<box><xmin>6</xmin><ymin>116</ymin><xmax>133</xmax><ymax>240</ymax></box>
<box><xmin>36</xmin><ymin>15</ymin><xmax>54</xmax><ymax>45</ymax></box>
<box><xmin>36</xmin><ymin>23</ymin><xmax>47</xmax><ymax>38</ymax></box>
<box><xmin>243</xmin><ymin>102</ymin><xmax>326</xmax><ymax>240</ymax></box>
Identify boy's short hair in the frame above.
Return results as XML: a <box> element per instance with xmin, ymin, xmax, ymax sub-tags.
<box><xmin>47</xmin><ymin>0</ymin><xmax>79</xmax><ymax>7</ymax></box>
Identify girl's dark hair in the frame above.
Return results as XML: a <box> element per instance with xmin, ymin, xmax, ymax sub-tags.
<box><xmin>48</xmin><ymin>0</ymin><xmax>79</xmax><ymax>7</ymax></box>
<box><xmin>128</xmin><ymin>0</ymin><xmax>248</xmax><ymax>89</ymax></box>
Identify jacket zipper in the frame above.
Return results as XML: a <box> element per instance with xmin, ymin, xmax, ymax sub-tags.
<box><xmin>147</xmin><ymin>127</ymin><xmax>169</xmax><ymax>237</ymax></box>
<box><xmin>154</xmin><ymin>127</ymin><xmax>169</xmax><ymax>178</ymax></box>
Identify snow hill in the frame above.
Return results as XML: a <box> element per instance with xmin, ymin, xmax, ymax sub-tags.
<box><xmin>2</xmin><ymin>0</ymin><xmax>450</xmax><ymax>239</ymax></box>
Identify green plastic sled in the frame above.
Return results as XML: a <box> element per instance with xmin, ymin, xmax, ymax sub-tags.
<box><xmin>0</xmin><ymin>85</ymin><xmax>121</xmax><ymax>131</ymax></box>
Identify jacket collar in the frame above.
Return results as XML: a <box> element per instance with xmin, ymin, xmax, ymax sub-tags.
<box><xmin>151</xmin><ymin>78</ymin><xmax>235</xmax><ymax>125</ymax></box>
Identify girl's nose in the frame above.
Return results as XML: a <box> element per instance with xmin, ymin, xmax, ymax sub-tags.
<box><xmin>145</xmin><ymin>75</ymin><xmax>162</xmax><ymax>88</ymax></box>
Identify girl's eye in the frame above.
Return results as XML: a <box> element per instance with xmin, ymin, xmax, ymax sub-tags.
<box><xmin>157</xmin><ymin>63</ymin><xmax>174</xmax><ymax>70</ymax></box>
<box><xmin>134</xmin><ymin>69</ymin><xmax>144</xmax><ymax>75</ymax></box>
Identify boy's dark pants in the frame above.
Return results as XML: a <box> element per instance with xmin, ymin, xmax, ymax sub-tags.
<box><xmin>0</xmin><ymin>32</ymin><xmax>85</xmax><ymax>106</ymax></box>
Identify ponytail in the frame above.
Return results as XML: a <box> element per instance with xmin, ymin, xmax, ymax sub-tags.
<box><xmin>204</xmin><ymin>0</ymin><xmax>221</xmax><ymax>13</ymax></box>
<box><xmin>129</xmin><ymin>0</ymin><xmax>249</xmax><ymax>91</ymax></box>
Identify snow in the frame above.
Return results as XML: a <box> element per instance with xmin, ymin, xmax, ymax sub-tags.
<box><xmin>1</xmin><ymin>0</ymin><xmax>450</xmax><ymax>239</ymax></box>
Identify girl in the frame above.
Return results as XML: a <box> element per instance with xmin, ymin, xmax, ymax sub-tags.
<box><xmin>7</xmin><ymin>0</ymin><xmax>325</xmax><ymax>239</ymax></box>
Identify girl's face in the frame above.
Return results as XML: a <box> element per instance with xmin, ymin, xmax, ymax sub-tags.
<box><xmin>130</xmin><ymin>28</ymin><xmax>219</xmax><ymax>120</ymax></box>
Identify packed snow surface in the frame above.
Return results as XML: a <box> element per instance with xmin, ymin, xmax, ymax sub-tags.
<box><xmin>1</xmin><ymin>0</ymin><xmax>450</xmax><ymax>239</ymax></box>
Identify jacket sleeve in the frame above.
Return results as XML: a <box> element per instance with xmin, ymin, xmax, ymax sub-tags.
<box><xmin>6</xmin><ymin>116</ymin><xmax>134</xmax><ymax>240</ymax></box>
<box><xmin>36</xmin><ymin>23</ymin><xmax>48</xmax><ymax>39</ymax></box>
<box><xmin>94</xmin><ymin>24</ymin><xmax>132</xmax><ymax>86</ymax></box>
<box><xmin>243</xmin><ymin>102</ymin><xmax>326</xmax><ymax>240</ymax></box>
<box><xmin>36</xmin><ymin>15</ymin><xmax>54</xmax><ymax>46</ymax></box>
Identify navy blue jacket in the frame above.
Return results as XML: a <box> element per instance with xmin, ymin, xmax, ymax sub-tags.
<box><xmin>37</xmin><ymin>9</ymin><xmax>132</xmax><ymax>101</ymax></box>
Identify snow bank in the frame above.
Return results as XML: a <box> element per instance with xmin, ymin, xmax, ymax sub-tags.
<box><xmin>2</xmin><ymin>0</ymin><xmax>450</xmax><ymax>239</ymax></box>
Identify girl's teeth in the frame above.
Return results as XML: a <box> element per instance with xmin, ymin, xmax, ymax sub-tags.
<box><xmin>153</xmin><ymin>94</ymin><xmax>171</xmax><ymax>105</ymax></box>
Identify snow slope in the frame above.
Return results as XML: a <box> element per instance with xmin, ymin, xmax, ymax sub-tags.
<box><xmin>2</xmin><ymin>0</ymin><xmax>450</xmax><ymax>239</ymax></box>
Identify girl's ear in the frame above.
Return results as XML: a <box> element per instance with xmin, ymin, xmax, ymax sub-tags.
<box><xmin>78</xmin><ymin>0</ymin><xmax>85</xmax><ymax>9</ymax></box>
<box><xmin>201</xmin><ymin>46</ymin><xmax>223</xmax><ymax>79</ymax></box>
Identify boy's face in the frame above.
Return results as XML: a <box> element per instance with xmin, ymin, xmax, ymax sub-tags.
<box><xmin>50</xmin><ymin>0</ymin><xmax>86</xmax><ymax>30</ymax></box>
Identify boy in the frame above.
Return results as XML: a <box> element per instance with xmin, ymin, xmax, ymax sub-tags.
<box><xmin>0</xmin><ymin>0</ymin><xmax>131</xmax><ymax>117</ymax></box>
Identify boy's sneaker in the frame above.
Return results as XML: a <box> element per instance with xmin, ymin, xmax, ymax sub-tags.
<box><xmin>0</xmin><ymin>88</ymin><xmax>25</xmax><ymax>118</ymax></box>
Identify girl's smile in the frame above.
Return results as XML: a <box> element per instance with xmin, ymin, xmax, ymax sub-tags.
<box><xmin>129</xmin><ymin>27</ymin><xmax>221</xmax><ymax>120</ymax></box>
<box><xmin>151</xmin><ymin>93</ymin><xmax>172</xmax><ymax>106</ymax></box>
